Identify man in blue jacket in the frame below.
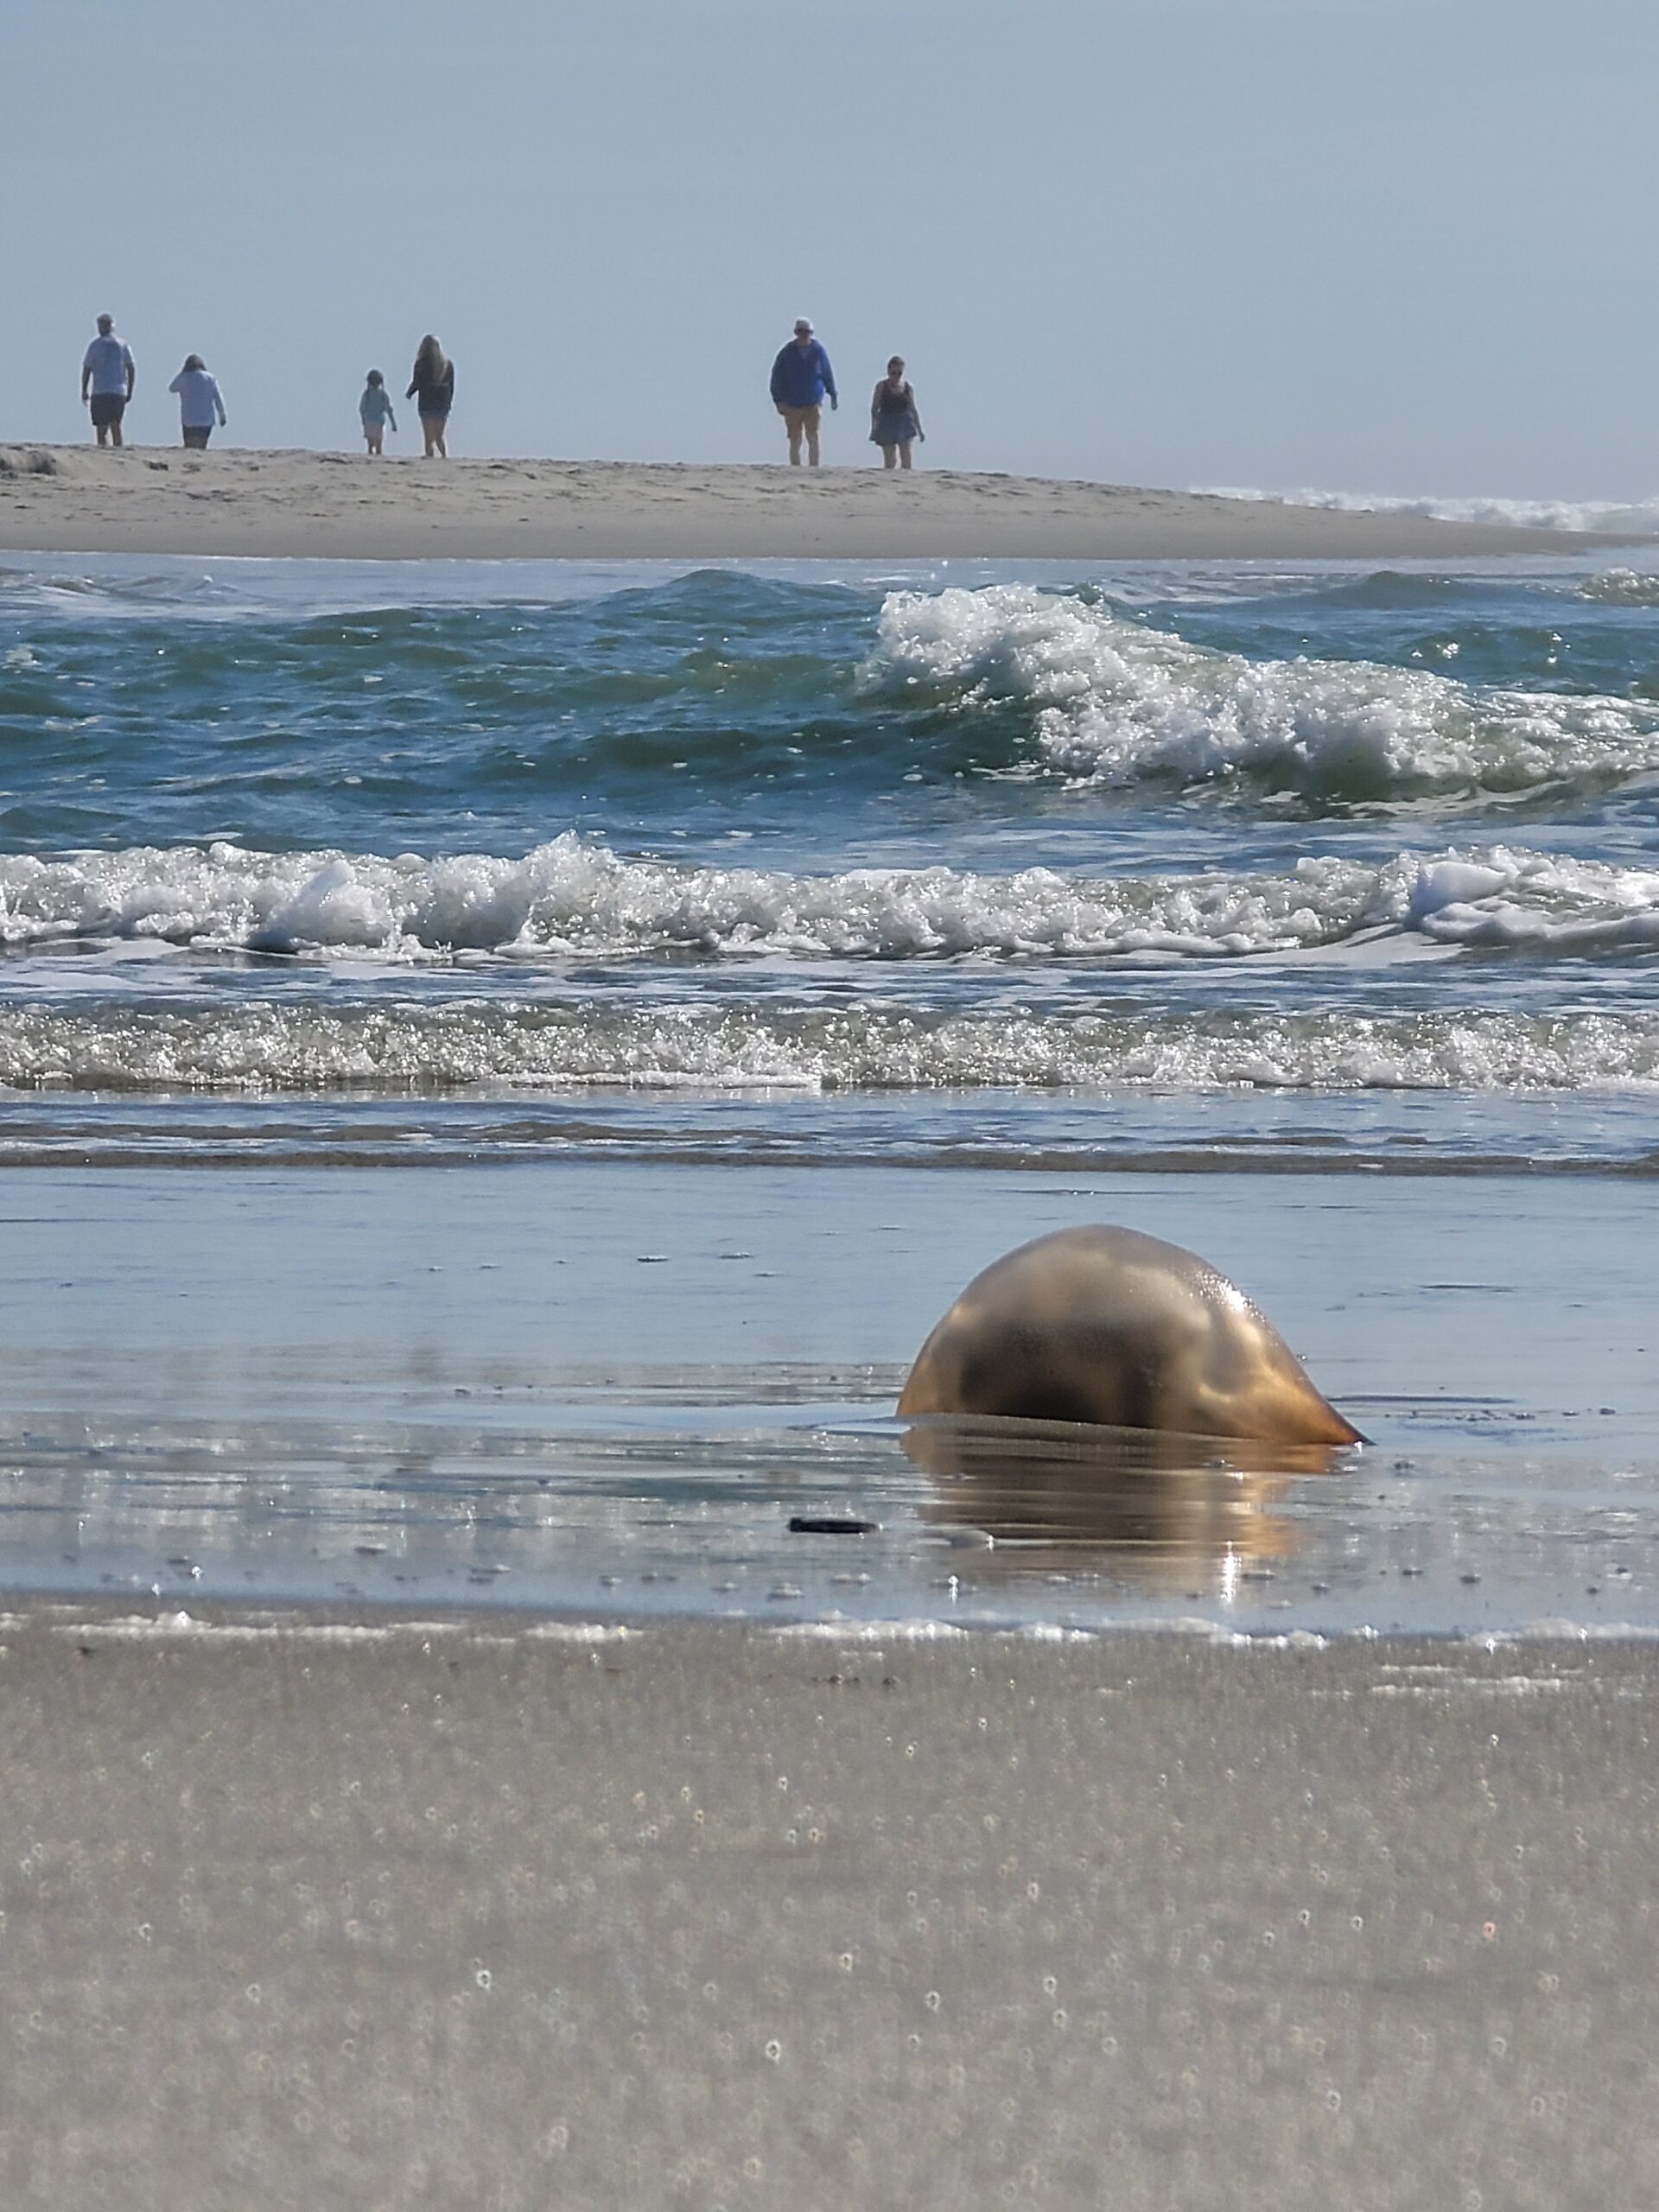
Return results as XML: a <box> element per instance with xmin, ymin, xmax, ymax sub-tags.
<box><xmin>769</xmin><ymin>318</ymin><xmax>837</xmax><ymax>466</ymax></box>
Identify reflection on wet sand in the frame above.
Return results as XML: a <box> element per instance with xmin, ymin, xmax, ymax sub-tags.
<box><xmin>904</xmin><ymin>1415</ymin><xmax>1352</xmax><ymax>1592</ymax></box>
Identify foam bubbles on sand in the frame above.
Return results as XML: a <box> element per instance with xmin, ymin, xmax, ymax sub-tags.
<box><xmin>874</xmin><ymin>584</ymin><xmax>1659</xmax><ymax>798</ymax></box>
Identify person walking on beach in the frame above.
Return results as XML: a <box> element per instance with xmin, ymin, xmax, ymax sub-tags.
<box><xmin>870</xmin><ymin>356</ymin><xmax>924</xmax><ymax>469</ymax></box>
<box><xmin>770</xmin><ymin>318</ymin><xmax>837</xmax><ymax>466</ymax></box>
<box><xmin>359</xmin><ymin>370</ymin><xmax>397</xmax><ymax>454</ymax></box>
<box><xmin>407</xmin><ymin>335</ymin><xmax>454</xmax><ymax>457</ymax></box>
<box><xmin>80</xmin><ymin>314</ymin><xmax>136</xmax><ymax>447</ymax></box>
<box><xmin>167</xmin><ymin>354</ymin><xmax>227</xmax><ymax>449</ymax></box>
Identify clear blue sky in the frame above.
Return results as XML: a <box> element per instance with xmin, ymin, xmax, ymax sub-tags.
<box><xmin>5</xmin><ymin>0</ymin><xmax>1656</xmax><ymax>496</ymax></box>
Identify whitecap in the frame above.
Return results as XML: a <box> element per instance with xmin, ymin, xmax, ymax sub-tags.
<box><xmin>5</xmin><ymin>836</ymin><xmax>1659</xmax><ymax>969</ymax></box>
<box><xmin>872</xmin><ymin>584</ymin><xmax>1659</xmax><ymax>798</ymax></box>
<box><xmin>1198</xmin><ymin>485</ymin><xmax>1659</xmax><ymax>536</ymax></box>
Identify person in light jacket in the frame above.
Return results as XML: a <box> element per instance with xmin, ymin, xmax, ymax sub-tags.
<box><xmin>769</xmin><ymin>318</ymin><xmax>837</xmax><ymax>466</ymax></box>
<box><xmin>81</xmin><ymin>314</ymin><xmax>136</xmax><ymax>446</ymax></box>
<box><xmin>407</xmin><ymin>334</ymin><xmax>454</xmax><ymax>457</ymax></box>
<box><xmin>168</xmin><ymin>354</ymin><xmax>227</xmax><ymax>449</ymax></box>
<box><xmin>359</xmin><ymin>371</ymin><xmax>397</xmax><ymax>454</ymax></box>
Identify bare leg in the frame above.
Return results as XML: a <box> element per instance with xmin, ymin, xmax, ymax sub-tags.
<box><xmin>806</xmin><ymin>423</ymin><xmax>821</xmax><ymax>467</ymax></box>
<box><xmin>880</xmin><ymin>442</ymin><xmax>898</xmax><ymax>469</ymax></box>
<box><xmin>94</xmin><ymin>423</ymin><xmax>110</xmax><ymax>448</ymax></box>
<box><xmin>899</xmin><ymin>441</ymin><xmax>913</xmax><ymax>470</ymax></box>
<box><xmin>435</xmin><ymin>424</ymin><xmax>448</xmax><ymax>458</ymax></box>
<box><xmin>787</xmin><ymin>426</ymin><xmax>803</xmax><ymax>464</ymax></box>
<box><xmin>110</xmin><ymin>421</ymin><xmax>124</xmax><ymax>448</ymax></box>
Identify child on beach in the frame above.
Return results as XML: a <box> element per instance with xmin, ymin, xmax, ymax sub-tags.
<box><xmin>359</xmin><ymin>371</ymin><xmax>397</xmax><ymax>454</ymax></box>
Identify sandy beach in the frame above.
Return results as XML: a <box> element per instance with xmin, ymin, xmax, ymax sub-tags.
<box><xmin>0</xmin><ymin>1605</ymin><xmax>1653</xmax><ymax>2212</ymax></box>
<box><xmin>5</xmin><ymin>480</ymin><xmax>1659</xmax><ymax>2209</ymax></box>
<box><xmin>0</xmin><ymin>444</ymin><xmax>1635</xmax><ymax>562</ymax></box>
<box><xmin>11</xmin><ymin>0</ymin><xmax>1659</xmax><ymax>2200</ymax></box>
<box><xmin>0</xmin><ymin>1155</ymin><xmax>1652</xmax><ymax>2204</ymax></box>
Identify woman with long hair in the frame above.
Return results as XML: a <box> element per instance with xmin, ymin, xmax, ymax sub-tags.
<box><xmin>168</xmin><ymin>353</ymin><xmax>227</xmax><ymax>450</ymax></box>
<box><xmin>406</xmin><ymin>334</ymin><xmax>454</xmax><ymax>457</ymax></box>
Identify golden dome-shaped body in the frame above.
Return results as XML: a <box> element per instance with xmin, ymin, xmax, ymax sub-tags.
<box><xmin>898</xmin><ymin>1224</ymin><xmax>1362</xmax><ymax>1446</ymax></box>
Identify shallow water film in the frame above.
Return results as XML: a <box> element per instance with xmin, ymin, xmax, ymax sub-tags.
<box><xmin>3</xmin><ymin>550</ymin><xmax>1658</xmax><ymax>1629</ymax></box>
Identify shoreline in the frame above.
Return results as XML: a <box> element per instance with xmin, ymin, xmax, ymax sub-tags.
<box><xmin>1</xmin><ymin>445</ymin><xmax>1642</xmax><ymax>562</ymax></box>
<box><xmin>0</xmin><ymin>1159</ymin><xmax>1652</xmax><ymax>1637</ymax></box>
<box><xmin>1</xmin><ymin>1599</ymin><xmax>1655</xmax><ymax>2207</ymax></box>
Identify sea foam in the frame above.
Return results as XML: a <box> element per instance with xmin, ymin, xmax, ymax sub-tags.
<box><xmin>873</xmin><ymin>585</ymin><xmax>1659</xmax><ymax>797</ymax></box>
<box><xmin>3</xmin><ymin>997</ymin><xmax>1657</xmax><ymax>1095</ymax></box>
<box><xmin>3</xmin><ymin>837</ymin><xmax>1658</xmax><ymax>962</ymax></box>
<box><xmin>1576</xmin><ymin>569</ymin><xmax>1659</xmax><ymax>607</ymax></box>
<box><xmin>1198</xmin><ymin>485</ymin><xmax>1659</xmax><ymax>535</ymax></box>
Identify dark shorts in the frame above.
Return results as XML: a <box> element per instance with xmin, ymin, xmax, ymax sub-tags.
<box><xmin>418</xmin><ymin>403</ymin><xmax>452</xmax><ymax>423</ymax></box>
<box><xmin>88</xmin><ymin>393</ymin><xmax>126</xmax><ymax>429</ymax></box>
<box><xmin>182</xmin><ymin>425</ymin><xmax>213</xmax><ymax>449</ymax></box>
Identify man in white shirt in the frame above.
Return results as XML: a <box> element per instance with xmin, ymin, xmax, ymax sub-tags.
<box><xmin>81</xmin><ymin>315</ymin><xmax>137</xmax><ymax>446</ymax></box>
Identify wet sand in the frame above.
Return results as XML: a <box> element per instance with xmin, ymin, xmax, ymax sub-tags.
<box><xmin>0</xmin><ymin>1158</ymin><xmax>1655</xmax><ymax>1630</ymax></box>
<box><xmin>0</xmin><ymin>444</ymin><xmax>1630</xmax><ymax>561</ymax></box>
<box><xmin>1</xmin><ymin>1605</ymin><xmax>1654</xmax><ymax>2211</ymax></box>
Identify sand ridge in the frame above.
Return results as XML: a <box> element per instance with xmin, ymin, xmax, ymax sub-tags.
<box><xmin>0</xmin><ymin>442</ymin><xmax>1633</xmax><ymax>561</ymax></box>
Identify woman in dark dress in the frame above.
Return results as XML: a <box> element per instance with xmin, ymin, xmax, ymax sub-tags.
<box><xmin>407</xmin><ymin>334</ymin><xmax>454</xmax><ymax>457</ymax></box>
<box><xmin>870</xmin><ymin>356</ymin><xmax>924</xmax><ymax>470</ymax></box>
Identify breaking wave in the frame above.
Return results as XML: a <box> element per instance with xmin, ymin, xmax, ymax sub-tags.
<box><xmin>871</xmin><ymin>585</ymin><xmax>1659</xmax><ymax>800</ymax></box>
<box><xmin>3</xmin><ymin>836</ymin><xmax>1659</xmax><ymax>961</ymax></box>
<box><xmin>10</xmin><ymin>570</ymin><xmax>1659</xmax><ymax>842</ymax></box>
<box><xmin>1198</xmin><ymin>485</ymin><xmax>1659</xmax><ymax>536</ymax></box>
<box><xmin>1576</xmin><ymin>569</ymin><xmax>1659</xmax><ymax>607</ymax></box>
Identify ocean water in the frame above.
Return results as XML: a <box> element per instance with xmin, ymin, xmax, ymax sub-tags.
<box><xmin>3</xmin><ymin>547</ymin><xmax>1659</xmax><ymax>1631</ymax></box>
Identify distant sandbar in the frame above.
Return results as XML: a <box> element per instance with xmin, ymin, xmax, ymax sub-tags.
<box><xmin>0</xmin><ymin>443</ymin><xmax>1635</xmax><ymax>562</ymax></box>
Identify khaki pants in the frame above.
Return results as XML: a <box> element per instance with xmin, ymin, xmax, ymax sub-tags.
<box><xmin>778</xmin><ymin>403</ymin><xmax>822</xmax><ymax>466</ymax></box>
